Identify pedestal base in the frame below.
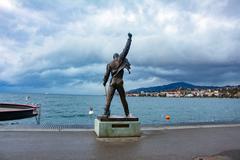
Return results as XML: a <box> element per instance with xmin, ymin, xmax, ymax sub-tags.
<box><xmin>94</xmin><ymin>115</ymin><xmax>141</xmax><ymax>138</ymax></box>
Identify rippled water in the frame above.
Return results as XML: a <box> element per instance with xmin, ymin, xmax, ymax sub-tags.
<box><xmin>0</xmin><ymin>93</ymin><xmax>240</xmax><ymax>126</ymax></box>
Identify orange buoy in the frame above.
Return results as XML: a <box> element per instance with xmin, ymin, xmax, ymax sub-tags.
<box><xmin>165</xmin><ymin>115</ymin><xmax>171</xmax><ymax>121</ymax></box>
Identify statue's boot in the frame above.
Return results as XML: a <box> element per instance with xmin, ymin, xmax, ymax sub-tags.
<box><xmin>103</xmin><ymin>108</ymin><xmax>110</xmax><ymax>118</ymax></box>
<box><xmin>124</xmin><ymin>107</ymin><xmax>129</xmax><ymax>117</ymax></box>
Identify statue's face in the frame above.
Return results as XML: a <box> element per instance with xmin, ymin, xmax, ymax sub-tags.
<box><xmin>113</xmin><ymin>53</ymin><xmax>119</xmax><ymax>60</ymax></box>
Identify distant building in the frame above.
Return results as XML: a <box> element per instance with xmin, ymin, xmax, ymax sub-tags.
<box><xmin>127</xmin><ymin>85</ymin><xmax>240</xmax><ymax>98</ymax></box>
<box><xmin>185</xmin><ymin>93</ymin><xmax>193</xmax><ymax>97</ymax></box>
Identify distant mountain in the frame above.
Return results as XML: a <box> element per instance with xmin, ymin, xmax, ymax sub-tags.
<box><xmin>128</xmin><ymin>82</ymin><xmax>220</xmax><ymax>93</ymax></box>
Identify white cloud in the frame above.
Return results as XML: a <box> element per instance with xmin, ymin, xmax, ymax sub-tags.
<box><xmin>0</xmin><ymin>0</ymin><xmax>18</xmax><ymax>11</ymax></box>
<box><xmin>40</xmin><ymin>64</ymin><xmax>105</xmax><ymax>78</ymax></box>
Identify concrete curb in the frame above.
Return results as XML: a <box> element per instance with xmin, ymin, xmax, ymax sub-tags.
<box><xmin>1</xmin><ymin>123</ymin><xmax>240</xmax><ymax>132</ymax></box>
<box><xmin>141</xmin><ymin>123</ymin><xmax>240</xmax><ymax>131</ymax></box>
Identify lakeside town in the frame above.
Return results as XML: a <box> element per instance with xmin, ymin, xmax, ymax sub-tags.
<box><xmin>127</xmin><ymin>86</ymin><xmax>240</xmax><ymax>98</ymax></box>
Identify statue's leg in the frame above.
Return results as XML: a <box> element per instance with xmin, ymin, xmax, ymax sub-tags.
<box><xmin>104</xmin><ymin>85</ymin><xmax>115</xmax><ymax>116</ymax></box>
<box><xmin>117</xmin><ymin>85</ymin><xmax>129</xmax><ymax>116</ymax></box>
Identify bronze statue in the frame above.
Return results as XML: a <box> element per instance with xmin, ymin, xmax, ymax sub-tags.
<box><xmin>103</xmin><ymin>33</ymin><xmax>132</xmax><ymax>117</ymax></box>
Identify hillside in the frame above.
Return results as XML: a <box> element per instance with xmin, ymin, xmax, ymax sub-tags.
<box><xmin>128</xmin><ymin>82</ymin><xmax>220</xmax><ymax>93</ymax></box>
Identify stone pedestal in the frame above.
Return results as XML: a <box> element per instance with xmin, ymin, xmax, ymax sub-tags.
<box><xmin>94</xmin><ymin>115</ymin><xmax>141</xmax><ymax>138</ymax></box>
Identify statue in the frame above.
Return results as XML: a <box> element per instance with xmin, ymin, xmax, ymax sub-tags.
<box><xmin>103</xmin><ymin>33</ymin><xmax>132</xmax><ymax>117</ymax></box>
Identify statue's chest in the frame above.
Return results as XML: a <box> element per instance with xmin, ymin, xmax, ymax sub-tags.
<box><xmin>110</xmin><ymin>60</ymin><xmax>121</xmax><ymax>70</ymax></box>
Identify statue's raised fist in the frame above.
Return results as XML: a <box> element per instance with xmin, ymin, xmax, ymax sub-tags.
<box><xmin>128</xmin><ymin>33</ymin><xmax>132</xmax><ymax>38</ymax></box>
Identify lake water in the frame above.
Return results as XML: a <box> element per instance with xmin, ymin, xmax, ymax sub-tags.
<box><xmin>0</xmin><ymin>93</ymin><xmax>240</xmax><ymax>126</ymax></box>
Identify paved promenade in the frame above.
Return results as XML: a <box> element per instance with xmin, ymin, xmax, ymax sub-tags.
<box><xmin>0</xmin><ymin>124</ymin><xmax>240</xmax><ymax>160</ymax></box>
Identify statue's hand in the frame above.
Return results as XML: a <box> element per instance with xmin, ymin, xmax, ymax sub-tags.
<box><xmin>128</xmin><ymin>33</ymin><xmax>132</xmax><ymax>38</ymax></box>
<box><xmin>103</xmin><ymin>82</ymin><xmax>106</xmax><ymax>86</ymax></box>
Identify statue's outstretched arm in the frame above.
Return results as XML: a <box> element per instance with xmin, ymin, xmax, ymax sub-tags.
<box><xmin>119</xmin><ymin>33</ymin><xmax>132</xmax><ymax>60</ymax></box>
<box><xmin>103</xmin><ymin>64</ymin><xmax>110</xmax><ymax>86</ymax></box>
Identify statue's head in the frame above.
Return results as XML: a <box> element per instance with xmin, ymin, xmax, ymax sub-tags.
<box><xmin>113</xmin><ymin>53</ymin><xmax>119</xmax><ymax>60</ymax></box>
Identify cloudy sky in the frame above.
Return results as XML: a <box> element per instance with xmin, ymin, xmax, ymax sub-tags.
<box><xmin>0</xmin><ymin>0</ymin><xmax>240</xmax><ymax>95</ymax></box>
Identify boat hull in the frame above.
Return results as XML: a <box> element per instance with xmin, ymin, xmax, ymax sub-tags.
<box><xmin>0</xmin><ymin>103</ymin><xmax>38</xmax><ymax>121</ymax></box>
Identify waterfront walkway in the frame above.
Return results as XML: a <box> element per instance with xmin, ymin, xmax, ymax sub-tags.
<box><xmin>0</xmin><ymin>124</ymin><xmax>240</xmax><ymax>160</ymax></box>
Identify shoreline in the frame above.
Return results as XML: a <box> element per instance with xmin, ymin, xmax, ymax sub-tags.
<box><xmin>1</xmin><ymin>122</ymin><xmax>240</xmax><ymax>132</ymax></box>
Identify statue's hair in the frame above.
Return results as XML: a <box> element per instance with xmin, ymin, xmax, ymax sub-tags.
<box><xmin>113</xmin><ymin>53</ymin><xmax>119</xmax><ymax>59</ymax></box>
